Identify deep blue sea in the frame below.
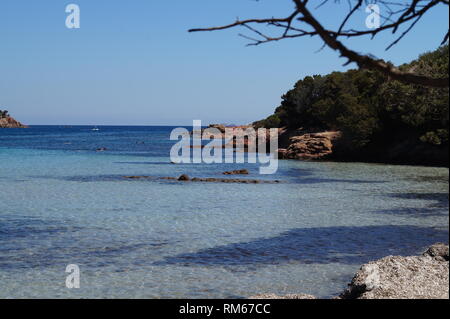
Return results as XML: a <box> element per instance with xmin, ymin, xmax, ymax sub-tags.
<box><xmin>0</xmin><ymin>126</ymin><xmax>448</xmax><ymax>298</ymax></box>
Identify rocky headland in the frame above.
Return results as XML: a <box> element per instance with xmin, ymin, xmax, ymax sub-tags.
<box><xmin>250</xmin><ymin>243</ymin><xmax>449</xmax><ymax>299</ymax></box>
<box><xmin>0</xmin><ymin>115</ymin><xmax>27</xmax><ymax>128</ymax></box>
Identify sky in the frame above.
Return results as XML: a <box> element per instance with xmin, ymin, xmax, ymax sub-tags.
<box><xmin>0</xmin><ymin>0</ymin><xmax>448</xmax><ymax>125</ymax></box>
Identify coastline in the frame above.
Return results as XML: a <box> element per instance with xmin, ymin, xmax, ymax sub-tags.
<box><xmin>275</xmin><ymin>127</ymin><xmax>449</xmax><ymax>168</ymax></box>
<box><xmin>198</xmin><ymin>124</ymin><xmax>450</xmax><ymax>168</ymax></box>
<box><xmin>0</xmin><ymin>125</ymin><xmax>448</xmax><ymax>298</ymax></box>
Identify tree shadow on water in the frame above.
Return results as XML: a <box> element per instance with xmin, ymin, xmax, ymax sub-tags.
<box><xmin>154</xmin><ymin>225</ymin><xmax>448</xmax><ymax>267</ymax></box>
<box><xmin>389</xmin><ymin>192</ymin><xmax>449</xmax><ymax>208</ymax></box>
<box><xmin>375</xmin><ymin>192</ymin><xmax>449</xmax><ymax>217</ymax></box>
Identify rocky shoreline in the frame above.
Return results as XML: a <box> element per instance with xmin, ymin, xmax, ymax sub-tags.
<box><xmin>0</xmin><ymin>116</ymin><xmax>27</xmax><ymax>128</ymax></box>
<box><xmin>194</xmin><ymin>124</ymin><xmax>342</xmax><ymax>161</ymax></box>
<box><xmin>200</xmin><ymin>123</ymin><xmax>448</xmax><ymax>167</ymax></box>
<box><xmin>277</xmin><ymin>130</ymin><xmax>341</xmax><ymax>161</ymax></box>
<box><xmin>250</xmin><ymin>243</ymin><xmax>449</xmax><ymax>299</ymax></box>
<box><xmin>273</xmin><ymin>126</ymin><xmax>449</xmax><ymax>167</ymax></box>
<box><xmin>191</xmin><ymin>124</ymin><xmax>337</xmax><ymax>159</ymax></box>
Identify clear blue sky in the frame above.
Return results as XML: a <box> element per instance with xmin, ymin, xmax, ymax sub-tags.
<box><xmin>0</xmin><ymin>0</ymin><xmax>448</xmax><ymax>125</ymax></box>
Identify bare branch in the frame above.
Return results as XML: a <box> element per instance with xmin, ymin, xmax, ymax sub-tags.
<box><xmin>336</xmin><ymin>0</ymin><xmax>363</xmax><ymax>36</ymax></box>
<box><xmin>188</xmin><ymin>16</ymin><xmax>297</xmax><ymax>33</ymax></box>
<box><xmin>189</xmin><ymin>0</ymin><xmax>449</xmax><ymax>88</ymax></box>
<box><xmin>293</xmin><ymin>0</ymin><xmax>449</xmax><ymax>88</ymax></box>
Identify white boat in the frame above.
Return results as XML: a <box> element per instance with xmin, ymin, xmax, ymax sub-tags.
<box><xmin>91</xmin><ymin>126</ymin><xmax>100</xmax><ymax>131</ymax></box>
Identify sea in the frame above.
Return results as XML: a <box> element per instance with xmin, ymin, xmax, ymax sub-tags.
<box><xmin>0</xmin><ymin>125</ymin><xmax>448</xmax><ymax>298</ymax></box>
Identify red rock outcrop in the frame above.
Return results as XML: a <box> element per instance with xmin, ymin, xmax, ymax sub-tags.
<box><xmin>278</xmin><ymin>131</ymin><xmax>341</xmax><ymax>160</ymax></box>
<box><xmin>192</xmin><ymin>124</ymin><xmax>342</xmax><ymax>160</ymax></box>
<box><xmin>0</xmin><ymin>116</ymin><xmax>27</xmax><ymax>128</ymax></box>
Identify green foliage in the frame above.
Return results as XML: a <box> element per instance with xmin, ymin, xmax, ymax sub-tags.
<box><xmin>255</xmin><ymin>45</ymin><xmax>449</xmax><ymax>153</ymax></box>
<box><xmin>0</xmin><ymin>109</ymin><xmax>9</xmax><ymax>118</ymax></box>
<box><xmin>253</xmin><ymin>114</ymin><xmax>281</xmax><ymax>128</ymax></box>
<box><xmin>420</xmin><ymin>130</ymin><xmax>449</xmax><ymax>146</ymax></box>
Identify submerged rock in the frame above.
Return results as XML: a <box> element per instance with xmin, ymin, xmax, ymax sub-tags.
<box><xmin>339</xmin><ymin>243</ymin><xmax>449</xmax><ymax>299</ymax></box>
<box><xmin>124</xmin><ymin>176</ymin><xmax>152</xmax><ymax>179</ymax></box>
<box><xmin>189</xmin><ymin>177</ymin><xmax>273</xmax><ymax>184</ymax></box>
<box><xmin>123</xmin><ymin>174</ymin><xmax>280</xmax><ymax>184</ymax></box>
<box><xmin>222</xmin><ymin>169</ymin><xmax>249</xmax><ymax>175</ymax></box>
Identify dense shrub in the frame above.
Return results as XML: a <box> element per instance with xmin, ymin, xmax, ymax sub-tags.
<box><xmin>254</xmin><ymin>45</ymin><xmax>449</xmax><ymax>155</ymax></box>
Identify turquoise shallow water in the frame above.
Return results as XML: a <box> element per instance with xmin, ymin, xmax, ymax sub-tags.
<box><xmin>0</xmin><ymin>126</ymin><xmax>448</xmax><ymax>298</ymax></box>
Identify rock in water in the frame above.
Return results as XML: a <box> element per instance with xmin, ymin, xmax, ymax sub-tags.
<box><xmin>222</xmin><ymin>169</ymin><xmax>249</xmax><ymax>175</ymax></box>
<box><xmin>423</xmin><ymin>243</ymin><xmax>449</xmax><ymax>261</ymax></box>
<box><xmin>340</xmin><ymin>243</ymin><xmax>449</xmax><ymax>299</ymax></box>
<box><xmin>178</xmin><ymin>174</ymin><xmax>190</xmax><ymax>181</ymax></box>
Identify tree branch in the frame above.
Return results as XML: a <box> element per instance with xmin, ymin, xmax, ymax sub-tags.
<box><xmin>293</xmin><ymin>0</ymin><xmax>449</xmax><ymax>87</ymax></box>
<box><xmin>189</xmin><ymin>0</ymin><xmax>449</xmax><ymax>88</ymax></box>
